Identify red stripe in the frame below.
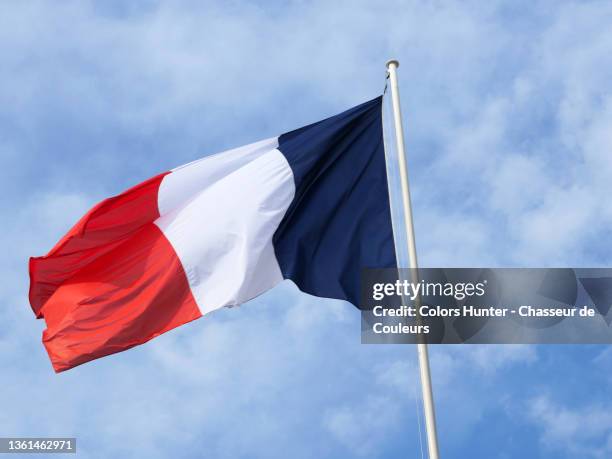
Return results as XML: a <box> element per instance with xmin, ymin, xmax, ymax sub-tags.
<box><xmin>29</xmin><ymin>173</ymin><xmax>169</xmax><ymax>317</ymax></box>
<box><xmin>28</xmin><ymin>171</ymin><xmax>203</xmax><ymax>372</ymax></box>
<box><xmin>41</xmin><ymin>223</ymin><xmax>201</xmax><ymax>372</ymax></box>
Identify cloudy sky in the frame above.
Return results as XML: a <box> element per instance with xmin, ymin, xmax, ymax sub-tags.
<box><xmin>2</xmin><ymin>1</ymin><xmax>612</xmax><ymax>457</ymax></box>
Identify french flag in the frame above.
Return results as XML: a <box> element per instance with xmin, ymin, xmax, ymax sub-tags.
<box><xmin>29</xmin><ymin>96</ymin><xmax>397</xmax><ymax>372</ymax></box>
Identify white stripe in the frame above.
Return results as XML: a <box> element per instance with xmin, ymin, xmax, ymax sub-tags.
<box><xmin>155</xmin><ymin>137</ymin><xmax>295</xmax><ymax>315</ymax></box>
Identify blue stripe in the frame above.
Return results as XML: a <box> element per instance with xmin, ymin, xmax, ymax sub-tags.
<box><xmin>273</xmin><ymin>96</ymin><xmax>397</xmax><ymax>306</ymax></box>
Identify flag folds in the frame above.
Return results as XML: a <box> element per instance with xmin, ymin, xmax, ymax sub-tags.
<box><xmin>28</xmin><ymin>96</ymin><xmax>396</xmax><ymax>372</ymax></box>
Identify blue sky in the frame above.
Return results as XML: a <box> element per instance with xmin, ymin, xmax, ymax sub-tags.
<box><xmin>2</xmin><ymin>1</ymin><xmax>612</xmax><ymax>458</ymax></box>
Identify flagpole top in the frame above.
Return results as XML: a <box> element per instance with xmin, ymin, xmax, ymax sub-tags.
<box><xmin>386</xmin><ymin>59</ymin><xmax>400</xmax><ymax>69</ymax></box>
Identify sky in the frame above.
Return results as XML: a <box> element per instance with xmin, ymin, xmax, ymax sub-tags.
<box><xmin>1</xmin><ymin>0</ymin><xmax>612</xmax><ymax>458</ymax></box>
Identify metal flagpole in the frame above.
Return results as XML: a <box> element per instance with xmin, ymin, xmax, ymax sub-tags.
<box><xmin>385</xmin><ymin>59</ymin><xmax>441</xmax><ymax>459</ymax></box>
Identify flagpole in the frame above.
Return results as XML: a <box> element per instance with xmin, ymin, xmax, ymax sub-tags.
<box><xmin>385</xmin><ymin>59</ymin><xmax>441</xmax><ymax>459</ymax></box>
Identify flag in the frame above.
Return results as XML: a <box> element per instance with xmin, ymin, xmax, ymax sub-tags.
<box><xmin>28</xmin><ymin>96</ymin><xmax>397</xmax><ymax>372</ymax></box>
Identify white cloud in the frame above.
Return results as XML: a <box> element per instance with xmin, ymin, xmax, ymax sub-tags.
<box><xmin>528</xmin><ymin>395</ymin><xmax>612</xmax><ymax>459</ymax></box>
<box><xmin>323</xmin><ymin>395</ymin><xmax>403</xmax><ymax>457</ymax></box>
